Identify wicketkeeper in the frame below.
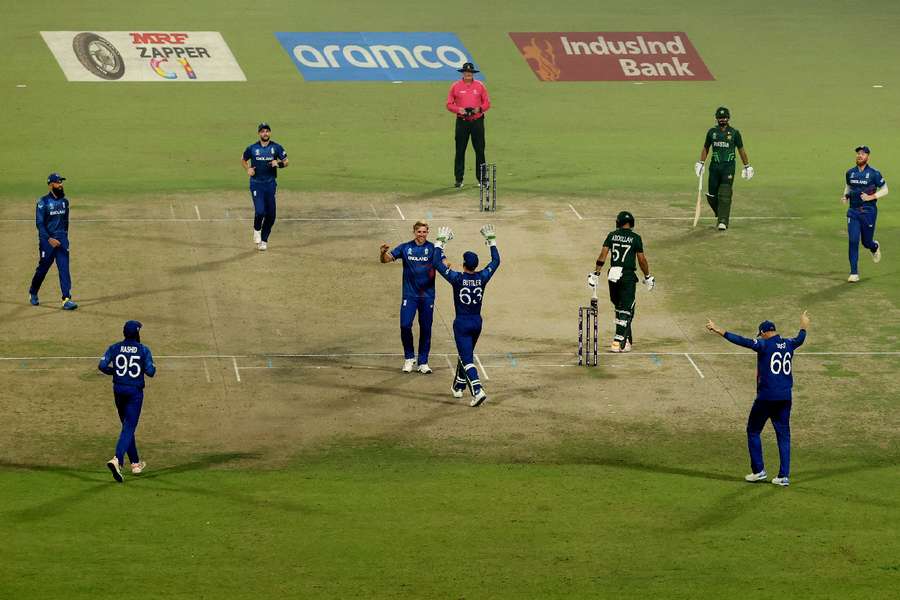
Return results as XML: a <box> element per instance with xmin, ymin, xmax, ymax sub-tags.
<box><xmin>695</xmin><ymin>106</ymin><xmax>753</xmax><ymax>230</ymax></box>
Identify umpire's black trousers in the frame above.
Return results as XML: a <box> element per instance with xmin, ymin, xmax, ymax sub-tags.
<box><xmin>454</xmin><ymin>116</ymin><xmax>486</xmax><ymax>184</ymax></box>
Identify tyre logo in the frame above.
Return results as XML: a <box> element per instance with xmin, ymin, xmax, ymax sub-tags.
<box><xmin>72</xmin><ymin>32</ymin><xmax>125</xmax><ymax>80</ymax></box>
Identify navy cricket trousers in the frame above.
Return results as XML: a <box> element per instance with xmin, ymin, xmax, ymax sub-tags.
<box><xmin>29</xmin><ymin>241</ymin><xmax>72</xmax><ymax>299</ymax></box>
<box><xmin>250</xmin><ymin>180</ymin><xmax>277</xmax><ymax>242</ymax></box>
<box><xmin>747</xmin><ymin>399</ymin><xmax>792</xmax><ymax>478</ymax></box>
<box><xmin>847</xmin><ymin>204</ymin><xmax>878</xmax><ymax>274</ymax></box>
<box><xmin>452</xmin><ymin>316</ymin><xmax>483</xmax><ymax>394</ymax></box>
<box><xmin>114</xmin><ymin>387</ymin><xmax>144</xmax><ymax>465</ymax></box>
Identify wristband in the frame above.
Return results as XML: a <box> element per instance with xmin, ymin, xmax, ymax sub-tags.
<box><xmin>595</xmin><ymin>260</ymin><xmax>604</xmax><ymax>270</ymax></box>
<box><xmin>277</xmin><ymin>160</ymin><xmax>285</xmax><ymax>168</ymax></box>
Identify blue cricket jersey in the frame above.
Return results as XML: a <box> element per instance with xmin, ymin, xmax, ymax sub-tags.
<box><xmin>433</xmin><ymin>246</ymin><xmax>500</xmax><ymax>317</ymax></box>
<box><xmin>242</xmin><ymin>141</ymin><xmax>288</xmax><ymax>183</ymax></box>
<box><xmin>724</xmin><ymin>330</ymin><xmax>806</xmax><ymax>401</ymax></box>
<box><xmin>99</xmin><ymin>340</ymin><xmax>157</xmax><ymax>390</ymax></box>
<box><xmin>846</xmin><ymin>165</ymin><xmax>885</xmax><ymax>209</ymax></box>
<box><xmin>35</xmin><ymin>193</ymin><xmax>69</xmax><ymax>242</ymax></box>
<box><xmin>391</xmin><ymin>240</ymin><xmax>437</xmax><ymax>299</ymax></box>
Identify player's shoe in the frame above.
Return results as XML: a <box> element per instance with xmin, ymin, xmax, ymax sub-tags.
<box><xmin>470</xmin><ymin>389</ymin><xmax>487</xmax><ymax>407</ymax></box>
<box><xmin>717</xmin><ymin>222</ymin><xmax>727</xmax><ymax>231</ymax></box>
<box><xmin>847</xmin><ymin>274</ymin><xmax>860</xmax><ymax>283</ymax></box>
<box><xmin>253</xmin><ymin>229</ymin><xmax>262</xmax><ymax>244</ymax></box>
<box><xmin>623</xmin><ymin>341</ymin><xmax>632</xmax><ymax>353</ymax></box>
<box><xmin>744</xmin><ymin>470</ymin><xmax>767</xmax><ymax>483</ymax></box>
<box><xmin>771</xmin><ymin>476</ymin><xmax>790</xmax><ymax>487</ymax></box>
<box><xmin>609</xmin><ymin>341</ymin><xmax>623</xmax><ymax>353</ymax></box>
<box><xmin>402</xmin><ymin>358</ymin><xmax>415</xmax><ymax>373</ymax></box>
<box><xmin>29</xmin><ymin>293</ymin><xmax>39</xmax><ymax>306</ymax></box>
<box><xmin>131</xmin><ymin>461</ymin><xmax>146</xmax><ymax>475</ymax></box>
<box><xmin>107</xmin><ymin>457</ymin><xmax>124</xmax><ymax>483</ymax></box>
<box><xmin>257</xmin><ymin>242</ymin><xmax>267</xmax><ymax>251</ymax></box>
<box><xmin>417</xmin><ymin>363</ymin><xmax>432</xmax><ymax>374</ymax></box>
<box><xmin>454</xmin><ymin>181</ymin><xmax>464</xmax><ymax>189</ymax></box>
<box><xmin>61</xmin><ymin>298</ymin><xmax>78</xmax><ymax>310</ymax></box>
<box><xmin>873</xmin><ymin>241</ymin><xmax>881</xmax><ymax>263</ymax></box>
<box><xmin>451</xmin><ymin>386</ymin><xmax>464</xmax><ymax>399</ymax></box>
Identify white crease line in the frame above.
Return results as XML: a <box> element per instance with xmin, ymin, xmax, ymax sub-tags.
<box><xmin>370</xmin><ymin>203</ymin><xmax>378</xmax><ymax>218</ymax></box>
<box><xmin>568</xmin><ymin>203</ymin><xmax>584</xmax><ymax>220</ymax></box>
<box><xmin>202</xmin><ymin>359</ymin><xmax>211</xmax><ymax>383</ymax></box>
<box><xmin>475</xmin><ymin>353</ymin><xmax>489</xmax><ymax>380</ymax></box>
<box><xmin>194</xmin><ymin>205</ymin><xmax>201</xmax><ymax>220</ymax></box>
<box><xmin>232</xmin><ymin>357</ymin><xmax>241</xmax><ymax>382</ymax></box>
<box><xmin>169</xmin><ymin>205</ymin><xmax>176</xmax><ymax>219</ymax></box>
<box><xmin>684</xmin><ymin>353</ymin><xmax>705</xmax><ymax>379</ymax></box>
<box><xmin>443</xmin><ymin>354</ymin><xmax>454</xmax><ymax>370</ymax></box>
<box><xmin>395</xmin><ymin>205</ymin><xmax>406</xmax><ymax>220</ymax></box>
<box><xmin>582</xmin><ymin>216</ymin><xmax>801</xmax><ymax>221</ymax></box>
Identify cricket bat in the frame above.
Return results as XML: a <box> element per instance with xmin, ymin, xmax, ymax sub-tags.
<box><xmin>692</xmin><ymin>174</ymin><xmax>703</xmax><ymax>227</ymax></box>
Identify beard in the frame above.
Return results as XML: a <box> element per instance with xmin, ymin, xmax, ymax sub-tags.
<box><xmin>51</xmin><ymin>186</ymin><xmax>65</xmax><ymax>198</ymax></box>
<box><xmin>259</xmin><ymin>134</ymin><xmax>270</xmax><ymax>142</ymax></box>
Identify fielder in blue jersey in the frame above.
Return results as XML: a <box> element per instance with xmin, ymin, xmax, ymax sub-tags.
<box><xmin>842</xmin><ymin>145</ymin><xmax>887</xmax><ymax>282</ymax></box>
<box><xmin>99</xmin><ymin>321</ymin><xmax>156</xmax><ymax>483</ymax></box>
<box><xmin>29</xmin><ymin>173</ymin><xmax>77</xmax><ymax>310</ymax></box>
<box><xmin>241</xmin><ymin>122</ymin><xmax>288</xmax><ymax>251</ymax></box>
<box><xmin>432</xmin><ymin>224</ymin><xmax>501</xmax><ymax>407</ymax></box>
<box><xmin>707</xmin><ymin>311</ymin><xmax>810</xmax><ymax>486</ymax></box>
<box><xmin>380</xmin><ymin>221</ymin><xmax>439</xmax><ymax>373</ymax></box>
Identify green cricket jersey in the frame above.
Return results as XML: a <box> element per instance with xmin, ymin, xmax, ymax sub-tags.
<box><xmin>704</xmin><ymin>126</ymin><xmax>743</xmax><ymax>164</ymax></box>
<box><xmin>603</xmin><ymin>228</ymin><xmax>644</xmax><ymax>282</ymax></box>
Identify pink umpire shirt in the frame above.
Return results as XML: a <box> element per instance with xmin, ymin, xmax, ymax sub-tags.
<box><xmin>446</xmin><ymin>80</ymin><xmax>491</xmax><ymax>121</ymax></box>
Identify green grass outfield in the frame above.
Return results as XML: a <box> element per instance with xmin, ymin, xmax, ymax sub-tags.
<box><xmin>2</xmin><ymin>1</ymin><xmax>900</xmax><ymax>598</ymax></box>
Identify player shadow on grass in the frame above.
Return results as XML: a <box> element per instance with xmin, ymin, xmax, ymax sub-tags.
<box><xmin>168</xmin><ymin>249</ymin><xmax>258</xmax><ymax>275</ymax></box>
<box><xmin>75</xmin><ymin>285</ymin><xmax>188</xmax><ymax>308</ymax></box>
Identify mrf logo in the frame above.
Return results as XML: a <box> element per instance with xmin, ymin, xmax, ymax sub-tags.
<box><xmin>509</xmin><ymin>32</ymin><xmax>714</xmax><ymax>81</ymax></box>
<box><xmin>275</xmin><ymin>32</ymin><xmax>482</xmax><ymax>81</ymax></box>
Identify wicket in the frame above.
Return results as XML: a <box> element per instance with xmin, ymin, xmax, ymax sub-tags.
<box><xmin>479</xmin><ymin>163</ymin><xmax>497</xmax><ymax>212</ymax></box>
<box><xmin>578</xmin><ymin>297</ymin><xmax>599</xmax><ymax>366</ymax></box>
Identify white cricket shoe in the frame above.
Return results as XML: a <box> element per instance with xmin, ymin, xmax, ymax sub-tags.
<box><xmin>623</xmin><ymin>341</ymin><xmax>632</xmax><ymax>353</ymax></box>
<box><xmin>873</xmin><ymin>241</ymin><xmax>881</xmax><ymax>263</ymax></box>
<box><xmin>771</xmin><ymin>477</ymin><xmax>790</xmax><ymax>487</ymax></box>
<box><xmin>470</xmin><ymin>389</ymin><xmax>487</xmax><ymax>407</ymax></box>
<box><xmin>253</xmin><ymin>229</ymin><xmax>262</xmax><ymax>244</ymax></box>
<box><xmin>717</xmin><ymin>222</ymin><xmax>727</xmax><ymax>231</ymax></box>
<box><xmin>744</xmin><ymin>470</ymin><xmax>767</xmax><ymax>483</ymax></box>
<box><xmin>257</xmin><ymin>241</ymin><xmax>267</xmax><ymax>251</ymax></box>
<box><xmin>131</xmin><ymin>461</ymin><xmax>146</xmax><ymax>475</ymax></box>
<box><xmin>417</xmin><ymin>363</ymin><xmax>432</xmax><ymax>374</ymax></box>
<box><xmin>451</xmin><ymin>387</ymin><xmax>464</xmax><ymax>399</ymax></box>
<box><xmin>107</xmin><ymin>457</ymin><xmax>124</xmax><ymax>483</ymax></box>
<box><xmin>847</xmin><ymin>274</ymin><xmax>860</xmax><ymax>283</ymax></box>
<box><xmin>609</xmin><ymin>341</ymin><xmax>623</xmax><ymax>353</ymax></box>
<box><xmin>402</xmin><ymin>358</ymin><xmax>415</xmax><ymax>373</ymax></box>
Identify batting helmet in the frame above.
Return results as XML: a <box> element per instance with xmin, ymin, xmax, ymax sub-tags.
<box><xmin>616</xmin><ymin>211</ymin><xmax>635</xmax><ymax>228</ymax></box>
<box><xmin>715</xmin><ymin>106</ymin><xmax>730</xmax><ymax>119</ymax></box>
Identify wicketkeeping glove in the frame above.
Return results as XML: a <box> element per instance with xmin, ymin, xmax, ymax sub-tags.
<box><xmin>741</xmin><ymin>165</ymin><xmax>754</xmax><ymax>180</ymax></box>
<box><xmin>435</xmin><ymin>226</ymin><xmax>454</xmax><ymax>249</ymax></box>
<box><xmin>587</xmin><ymin>272</ymin><xmax>599</xmax><ymax>288</ymax></box>
<box><xmin>694</xmin><ymin>161</ymin><xmax>705</xmax><ymax>177</ymax></box>
<box><xmin>480</xmin><ymin>224</ymin><xmax>497</xmax><ymax>246</ymax></box>
<box><xmin>644</xmin><ymin>275</ymin><xmax>656</xmax><ymax>291</ymax></box>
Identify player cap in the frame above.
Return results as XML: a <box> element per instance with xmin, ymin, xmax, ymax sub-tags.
<box><xmin>757</xmin><ymin>320</ymin><xmax>776</xmax><ymax>336</ymax></box>
<box><xmin>47</xmin><ymin>173</ymin><xmax>66</xmax><ymax>183</ymax></box>
<box><xmin>258</xmin><ymin>122</ymin><xmax>271</xmax><ymax>132</ymax></box>
<box><xmin>855</xmin><ymin>145</ymin><xmax>871</xmax><ymax>154</ymax></box>
<box><xmin>123</xmin><ymin>320</ymin><xmax>143</xmax><ymax>339</ymax></box>
<box><xmin>463</xmin><ymin>251</ymin><xmax>479</xmax><ymax>269</ymax></box>
<box><xmin>457</xmin><ymin>62</ymin><xmax>479</xmax><ymax>73</ymax></box>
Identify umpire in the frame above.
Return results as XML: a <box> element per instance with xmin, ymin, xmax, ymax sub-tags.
<box><xmin>446</xmin><ymin>62</ymin><xmax>491</xmax><ymax>189</ymax></box>
<box><xmin>29</xmin><ymin>173</ymin><xmax>77</xmax><ymax>310</ymax></box>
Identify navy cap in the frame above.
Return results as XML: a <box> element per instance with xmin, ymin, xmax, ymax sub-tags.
<box><xmin>757</xmin><ymin>320</ymin><xmax>776</xmax><ymax>336</ymax></box>
<box><xmin>855</xmin><ymin>145</ymin><xmax>871</xmax><ymax>154</ymax></box>
<box><xmin>47</xmin><ymin>172</ymin><xmax>66</xmax><ymax>183</ymax></box>
<box><xmin>123</xmin><ymin>320</ymin><xmax>143</xmax><ymax>339</ymax></box>
<box><xmin>457</xmin><ymin>62</ymin><xmax>479</xmax><ymax>73</ymax></box>
<box><xmin>463</xmin><ymin>251</ymin><xmax>479</xmax><ymax>269</ymax></box>
<box><xmin>258</xmin><ymin>122</ymin><xmax>271</xmax><ymax>132</ymax></box>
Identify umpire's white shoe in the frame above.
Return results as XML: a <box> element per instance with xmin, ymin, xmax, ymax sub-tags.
<box><xmin>847</xmin><ymin>273</ymin><xmax>860</xmax><ymax>283</ymax></box>
<box><xmin>744</xmin><ymin>470</ymin><xmax>767</xmax><ymax>483</ymax></box>
<box><xmin>417</xmin><ymin>363</ymin><xmax>432</xmax><ymax>374</ymax></box>
<box><xmin>873</xmin><ymin>241</ymin><xmax>882</xmax><ymax>263</ymax></box>
<box><xmin>771</xmin><ymin>476</ymin><xmax>790</xmax><ymax>487</ymax></box>
<box><xmin>451</xmin><ymin>387</ymin><xmax>464</xmax><ymax>399</ymax></box>
<box><xmin>131</xmin><ymin>461</ymin><xmax>146</xmax><ymax>475</ymax></box>
<box><xmin>107</xmin><ymin>457</ymin><xmax>124</xmax><ymax>483</ymax></box>
<box><xmin>253</xmin><ymin>229</ymin><xmax>262</xmax><ymax>244</ymax></box>
<box><xmin>717</xmin><ymin>222</ymin><xmax>727</xmax><ymax>231</ymax></box>
<box><xmin>402</xmin><ymin>358</ymin><xmax>415</xmax><ymax>373</ymax></box>
<box><xmin>470</xmin><ymin>389</ymin><xmax>487</xmax><ymax>407</ymax></box>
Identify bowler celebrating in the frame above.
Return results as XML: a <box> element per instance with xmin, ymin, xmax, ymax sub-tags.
<box><xmin>380</xmin><ymin>221</ymin><xmax>437</xmax><ymax>374</ymax></box>
<box><xmin>706</xmin><ymin>311</ymin><xmax>810</xmax><ymax>487</ymax></box>
<box><xmin>29</xmin><ymin>173</ymin><xmax>77</xmax><ymax>310</ymax></box>
<box><xmin>241</xmin><ymin>122</ymin><xmax>288</xmax><ymax>251</ymax></box>
<box><xmin>99</xmin><ymin>321</ymin><xmax>156</xmax><ymax>483</ymax></box>
<box><xmin>842</xmin><ymin>145</ymin><xmax>887</xmax><ymax>282</ymax></box>
<box><xmin>432</xmin><ymin>224</ymin><xmax>501</xmax><ymax>407</ymax></box>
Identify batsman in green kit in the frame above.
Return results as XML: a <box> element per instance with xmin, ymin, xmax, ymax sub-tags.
<box><xmin>590</xmin><ymin>211</ymin><xmax>655</xmax><ymax>353</ymax></box>
<box><xmin>695</xmin><ymin>107</ymin><xmax>753</xmax><ymax>230</ymax></box>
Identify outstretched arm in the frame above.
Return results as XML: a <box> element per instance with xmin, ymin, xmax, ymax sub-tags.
<box><xmin>706</xmin><ymin>319</ymin><xmax>758</xmax><ymax>350</ymax></box>
<box><xmin>432</xmin><ymin>246</ymin><xmax>461</xmax><ymax>284</ymax></box>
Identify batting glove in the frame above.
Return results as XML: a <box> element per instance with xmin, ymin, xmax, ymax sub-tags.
<box><xmin>694</xmin><ymin>161</ymin><xmax>705</xmax><ymax>177</ymax></box>
<box><xmin>435</xmin><ymin>226</ymin><xmax>454</xmax><ymax>249</ymax></box>
<box><xmin>644</xmin><ymin>275</ymin><xmax>656</xmax><ymax>291</ymax></box>
<box><xmin>587</xmin><ymin>272</ymin><xmax>599</xmax><ymax>289</ymax></box>
<box><xmin>480</xmin><ymin>224</ymin><xmax>497</xmax><ymax>246</ymax></box>
<box><xmin>741</xmin><ymin>165</ymin><xmax>754</xmax><ymax>180</ymax></box>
